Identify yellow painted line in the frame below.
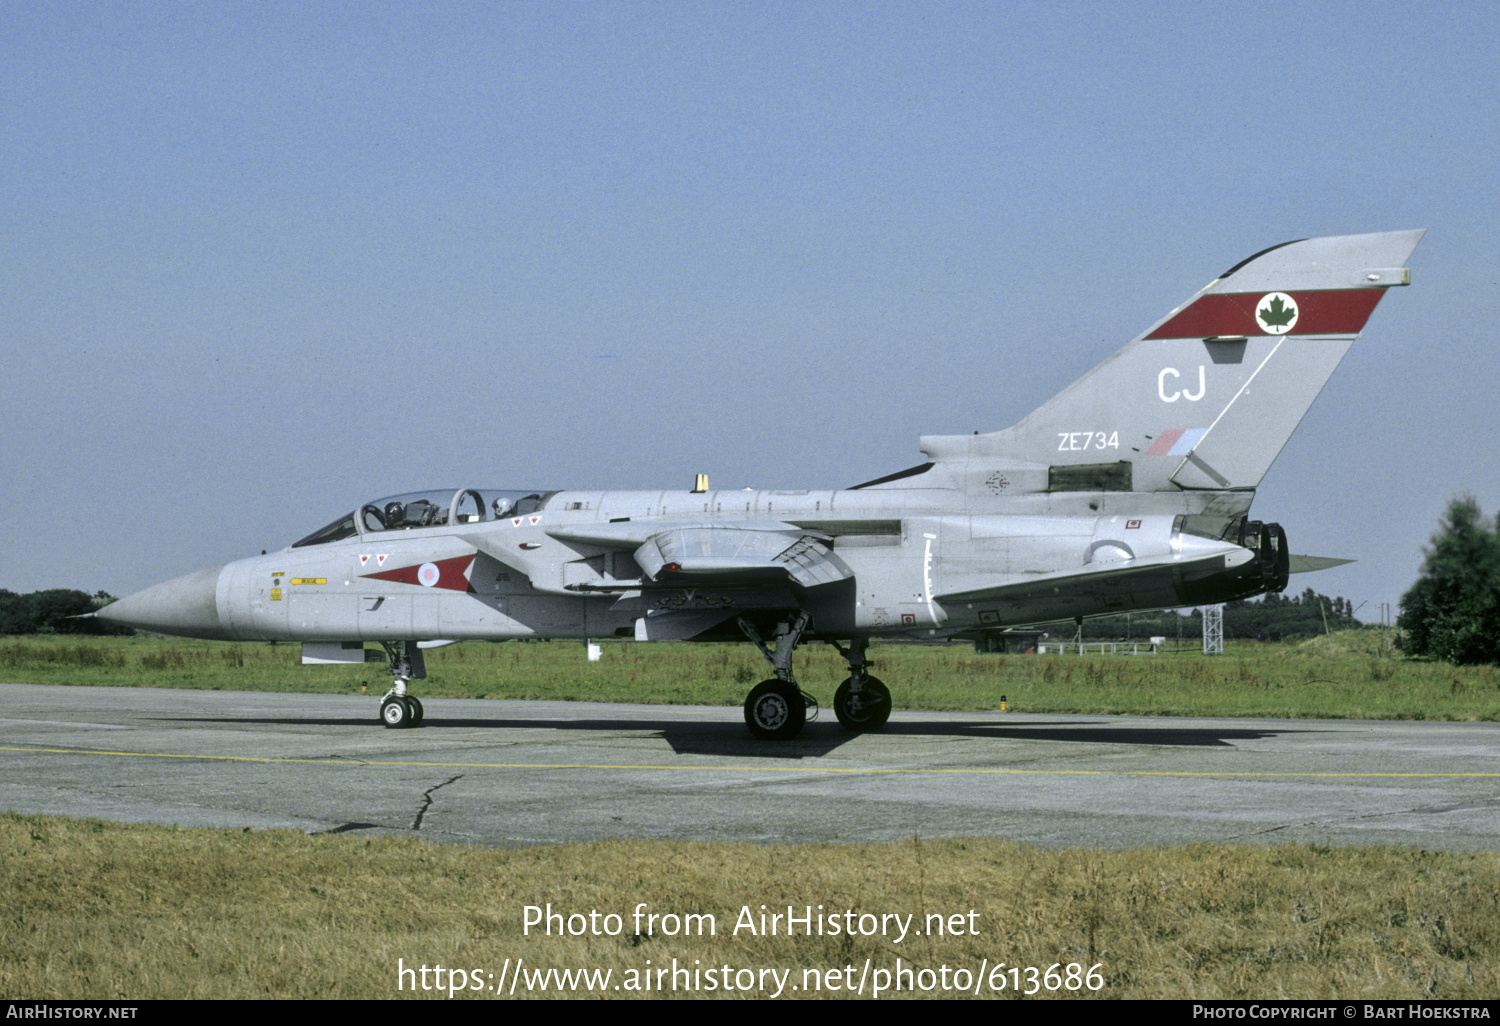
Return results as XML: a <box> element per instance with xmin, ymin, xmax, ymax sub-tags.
<box><xmin>2</xmin><ymin>745</ymin><xmax>1498</xmax><ymax>778</ymax></box>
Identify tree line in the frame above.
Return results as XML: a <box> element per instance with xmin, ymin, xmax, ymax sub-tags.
<box><xmin>0</xmin><ymin>590</ymin><xmax>133</xmax><ymax>636</ymax></box>
<box><xmin>1039</xmin><ymin>587</ymin><xmax>1362</xmax><ymax>644</ymax></box>
<box><xmin>1397</xmin><ymin>496</ymin><xmax>1500</xmax><ymax>664</ymax></box>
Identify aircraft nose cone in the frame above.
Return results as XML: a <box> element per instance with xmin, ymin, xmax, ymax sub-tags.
<box><xmin>97</xmin><ymin>564</ymin><xmax>233</xmax><ymax>640</ymax></box>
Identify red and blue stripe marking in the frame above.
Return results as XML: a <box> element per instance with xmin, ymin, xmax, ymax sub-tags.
<box><xmin>1146</xmin><ymin>428</ymin><xmax>1207</xmax><ymax>456</ymax></box>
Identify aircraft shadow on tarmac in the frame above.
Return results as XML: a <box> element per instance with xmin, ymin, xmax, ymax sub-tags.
<box><xmin>154</xmin><ymin>713</ymin><xmax>1324</xmax><ymax>759</ymax></box>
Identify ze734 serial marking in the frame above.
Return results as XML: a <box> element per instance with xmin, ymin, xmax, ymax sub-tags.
<box><xmin>1057</xmin><ymin>431</ymin><xmax>1120</xmax><ymax>451</ymax></box>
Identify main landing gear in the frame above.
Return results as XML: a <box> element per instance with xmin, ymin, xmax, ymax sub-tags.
<box><xmin>378</xmin><ymin>641</ymin><xmax>426</xmax><ymax>729</ymax></box>
<box><xmin>736</xmin><ymin>618</ymin><xmax>892</xmax><ymax>740</ymax></box>
<box><xmin>737</xmin><ymin>614</ymin><xmax>817</xmax><ymax>740</ymax></box>
<box><xmin>830</xmin><ymin>637</ymin><xmax>891</xmax><ymax>733</ymax></box>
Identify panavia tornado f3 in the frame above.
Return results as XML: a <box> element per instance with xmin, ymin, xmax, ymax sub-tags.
<box><xmin>99</xmin><ymin>230</ymin><xmax>1423</xmax><ymax>739</ymax></box>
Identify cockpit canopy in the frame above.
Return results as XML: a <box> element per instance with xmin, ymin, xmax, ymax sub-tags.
<box><xmin>291</xmin><ymin>488</ymin><xmax>554</xmax><ymax>548</ymax></box>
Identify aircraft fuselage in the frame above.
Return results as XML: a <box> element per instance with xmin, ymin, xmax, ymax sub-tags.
<box><xmin>122</xmin><ymin>482</ymin><xmax>1268</xmax><ymax>647</ymax></box>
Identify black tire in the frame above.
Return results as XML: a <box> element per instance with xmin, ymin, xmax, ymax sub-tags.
<box><xmin>407</xmin><ymin>696</ymin><xmax>424</xmax><ymax>726</ymax></box>
<box><xmin>833</xmin><ymin>675</ymin><xmax>891</xmax><ymax>732</ymax></box>
<box><xmin>744</xmin><ymin>678</ymin><xmax>806</xmax><ymax>740</ymax></box>
<box><xmin>380</xmin><ymin>696</ymin><xmax>411</xmax><ymax>729</ymax></box>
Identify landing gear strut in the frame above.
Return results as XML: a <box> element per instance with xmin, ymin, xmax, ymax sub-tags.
<box><xmin>830</xmin><ymin>636</ymin><xmax>891</xmax><ymax>732</ymax></box>
<box><xmin>378</xmin><ymin>641</ymin><xmax>426</xmax><ymax>729</ymax></box>
<box><xmin>738</xmin><ymin>613</ymin><xmax>818</xmax><ymax>740</ymax></box>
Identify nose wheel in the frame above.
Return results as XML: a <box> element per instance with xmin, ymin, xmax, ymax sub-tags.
<box><xmin>381</xmin><ymin>695</ymin><xmax>412</xmax><ymax>728</ymax></box>
<box><xmin>378</xmin><ymin>641</ymin><xmax>427</xmax><ymax>728</ymax></box>
<box><xmin>380</xmin><ymin>694</ymin><xmax>425</xmax><ymax>728</ymax></box>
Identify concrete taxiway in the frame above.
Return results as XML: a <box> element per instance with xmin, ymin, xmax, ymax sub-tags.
<box><xmin>3</xmin><ymin>682</ymin><xmax>1499</xmax><ymax>849</ymax></box>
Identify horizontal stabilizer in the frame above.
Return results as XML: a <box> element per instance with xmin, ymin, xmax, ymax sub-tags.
<box><xmin>935</xmin><ymin>545</ymin><xmax>1244</xmax><ymax>618</ymax></box>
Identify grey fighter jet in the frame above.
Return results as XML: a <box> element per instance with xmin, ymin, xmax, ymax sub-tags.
<box><xmin>99</xmin><ymin>230</ymin><xmax>1423</xmax><ymax>739</ymax></box>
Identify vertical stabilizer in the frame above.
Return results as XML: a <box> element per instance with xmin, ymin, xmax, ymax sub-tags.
<box><xmin>920</xmin><ymin>230</ymin><xmax>1423</xmax><ymax>493</ymax></box>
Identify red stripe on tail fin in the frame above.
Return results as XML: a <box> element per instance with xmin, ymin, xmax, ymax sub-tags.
<box><xmin>1145</xmin><ymin>289</ymin><xmax>1386</xmax><ymax>340</ymax></box>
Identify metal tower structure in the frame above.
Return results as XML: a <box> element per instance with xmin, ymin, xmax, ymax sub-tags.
<box><xmin>1202</xmin><ymin>604</ymin><xmax>1224</xmax><ymax>655</ymax></box>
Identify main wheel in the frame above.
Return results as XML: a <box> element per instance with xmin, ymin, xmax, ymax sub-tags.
<box><xmin>407</xmin><ymin>696</ymin><xmax>424</xmax><ymax>726</ymax></box>
<box><xmin>380</xmin><ymin>696</ymin><xmax>412</xmax><ymax>729</ymax></box>
<box><xmin>744</xmin><ymin>678</ymin><xmax>807</xmax><ymax>740</ymax></box>
<box><xmin>833</xmin><ymin>675</ymin><xmax>891</xmax><ymax>732</ymax></box>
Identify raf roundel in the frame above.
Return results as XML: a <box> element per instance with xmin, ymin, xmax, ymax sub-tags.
<box><xmin>1256</xmin><ymin>292</ymin><xmax>1299</xmax><ymax>334</ymax></box>
<box><xmin>416</xmin><ymin>562</ymin><xmax>441</xmax><ymax>588</ymax></box>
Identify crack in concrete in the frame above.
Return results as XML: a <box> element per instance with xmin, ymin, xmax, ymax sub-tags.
<box><xmin>412</xmin><ymin>774</ymin><xmax>463</xmax><ymax>831</ymax></box>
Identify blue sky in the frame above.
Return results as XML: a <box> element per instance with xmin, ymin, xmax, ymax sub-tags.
<box><xmin>4</xmin><ymin>0</ymin><xmax>1497</xmax><ymax>620</ymax></box>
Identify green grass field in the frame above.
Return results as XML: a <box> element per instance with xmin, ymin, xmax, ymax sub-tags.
<box><xmin>3</xmin><ymin>629</ymin><xmax>1496</xmax><ymax>722</ymax></box>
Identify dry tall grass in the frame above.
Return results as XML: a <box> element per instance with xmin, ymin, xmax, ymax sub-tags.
<box><xmin>3</xmin><ymin>814</ymin><xmax>1497</xmax><ymax>999</ymax></box>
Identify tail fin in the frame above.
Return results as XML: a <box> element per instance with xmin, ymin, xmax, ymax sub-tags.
<box><xmin>920</xmin><ymin>230</ymin><xmax>1423</xmax><ymax>492</ymax></box>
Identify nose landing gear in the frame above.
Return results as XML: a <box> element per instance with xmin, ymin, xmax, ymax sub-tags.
<box><xmin>378</xmin><ymin>641</ymin><xmax>427</xmax><ymax>729</ymax></box>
